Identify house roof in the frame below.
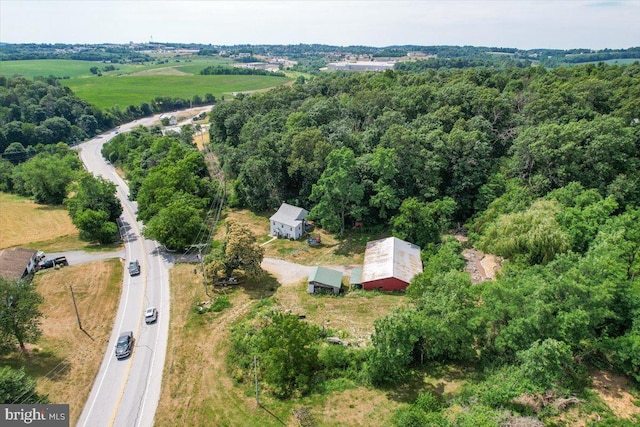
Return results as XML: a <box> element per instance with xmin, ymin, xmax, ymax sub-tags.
<box><xmin>0</xmin><ymin>247</ymin><xmax>37</xmax><ymax>281</ymax></box>
<box><xmin>361</xmin><ymin>237</ymin><xmax>423</xmax><ymax>285</ymax></box>
<box><xmin>308</xmin><ymin>266</ymin><xmax>343</xmax><ymax>289</ymax></box>
<box><xmin>270</xmin><ymin>203</ymin><xmax>309</xmax><ymax>228</ymax></box>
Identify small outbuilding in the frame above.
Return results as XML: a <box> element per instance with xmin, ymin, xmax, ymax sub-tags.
<box><xmin>349</xmin><ymin>267</ymin><xmax>363</xmax><ymax>289</ymax></box>
<box><xmin>361</xmin><ymin>237</ymin><xmax>423</xmax><ymax>292</ymax></box>
<box><xmin>0</xmin><ymin>247</ymin><xmax>39</xmax><ymax>281</ymax></box>
<box><xmin>270</xmin><ymin>202</ymin><xmax>309</xmax><ymax>240</ymax></box>
<box><xmin>308</xmin><ymin>266</ymin><xmax>343</xmax><ymax>295</ymax></box>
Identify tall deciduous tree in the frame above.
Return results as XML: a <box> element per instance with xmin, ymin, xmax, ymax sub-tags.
<box><xmin>0</xmin><ymin>277</ymin><xmax>44</xmax><ymax>351</ymax></box>
<box><xmin>11</xmin><ymin>146</ymin><xmax>82</xmax><ymax>204</ymax></box>
<box><xmin>0</xmin><ymin>366</ymin><xmax>48</xmax><ymax>404</ymax></box>
<box><xmin>143</xmin><ymin>195</ymin><xmax>205</xmax><ymax>250</ymax></box>
<box><xmin>206</xmin><ymin>219</ymin><xmax>265</xmax><ymax>278</ymax></box>
<box><xmin>309</xmin><ymin>147</ymin><xmax>364</xmax><ymax>234</ymax></box>
<box><xmin>391</xmin><ymin>197</ymin><xmax>456</xmax><ymax>248</ymax></box>
<box><xmin>255</xmin><ymin>311</ymin><xmax>320</xmax><ymax>398</ymax></box>
<box><xmin>478</xmin><ymin>200</ymin><xmax>571</xmax><ymax>265</ymax></box>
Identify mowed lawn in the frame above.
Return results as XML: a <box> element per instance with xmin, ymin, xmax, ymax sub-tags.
<box><xmin>0</xmin><ymin>192</ymin><xmax>79</xmax><ymax>250</ymax></box>
<box><xmin>63</xmin><ymin>74</ymin><xmax>293</xmax><ymax>110</ymax></box>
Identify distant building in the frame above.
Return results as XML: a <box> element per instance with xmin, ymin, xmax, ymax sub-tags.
<box><xmin>361</xmin><ymin>237</ymin><xmax>423</xmax><ymax>292</ymax></box>
<box><xmin>235</xmin><ymin>62</ymin><xmax>281</xmax><ymax>72</ymax></box>
<box><xmin>269</xmin><ymin>203</ymin><xmax>309</xmax><ymax>240</ymax></box>
<box><xmin>308</xmin><ymin>266</ymin><xmax>343</xmax><ymax>295</ymax></box>
<box><xmin>0</xmin><ymin>247</ymin><xmax>39</xmax><ymax>281</ymax></box>
<box><xmin>325</xmin><ymin>61</ymin><xmax>395</xmax><ymax>72</ymax></box>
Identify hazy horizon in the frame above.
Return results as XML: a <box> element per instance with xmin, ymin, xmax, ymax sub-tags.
<box><xmin>1</xmin><ymin>1</ymin><xmax>639</xmax><ymax>50</ymax></box>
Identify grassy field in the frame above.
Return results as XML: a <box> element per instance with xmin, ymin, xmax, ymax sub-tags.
<box><xmin>1</xmin><ymin>258</ymin><xmax>122</xmax><ymax>426</ymax></box>
<box><xmin>154</xmin><ymin>263</ymin><xmax>409</xmax><ymax>427</ymax></box>
<box><xmin>0</xmin><ymin>59</ymin><xmax>111</xmax><ymax>79</ymax></box>
<box><xmin>0</xmin><ymin>192</ymin><xmax>120</xmax><ymax>252</ymax></box>
<box><xmin>1</xmin><ymin>57</ymin><xmax>292</xmax><ymax>111</ymax></box>
<box><xmin>0</xmin><ymin>57</ymin><xmax>230</xmax><ymax>79</ymax></box>
<box><xmin>154</xmin><ymin>210</ymin><xmax>413</xmax><ymax>426</ymax></box>
<box><xmin>0</xmin><ymin>192</ymin><xmax>77</xmax><ymax>250</ymax></box>
<box><xmin>63</xmin><ymin>74</ymin><xmax>292</xmax><ymax>110</ymax></box>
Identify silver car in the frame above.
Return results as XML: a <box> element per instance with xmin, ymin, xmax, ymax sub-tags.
<box><xmin>144</xmin><ymin>307</ymin><xmax>158</xmax><ymax>324</ymax></box>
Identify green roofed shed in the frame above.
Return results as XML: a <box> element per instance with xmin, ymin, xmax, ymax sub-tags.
<box><xmin>350</xmin><ymin>267</ymin><xmax>363</xmax><ymax>289</ymax></box>
<box><xmin>308</xmin><ymin>266</ymin><xmax>343</xmax><ymax>295</ymax></box>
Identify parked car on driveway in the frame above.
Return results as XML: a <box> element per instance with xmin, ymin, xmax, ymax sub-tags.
<box><xmin>144</xmin><ymin>307</ymin><xmax>158</xmax><ymax>324</ymax></box>
<box><xmin>128</xmin><ymin>260</ymin><xmax>140</xmax><ymax>276</ymax></box>
<box><xmin>38</xmin><ymin>256</ymin><xmax>68</xmax><ymax>270</ymax></box>
<box><xmin>115</xmin><ymin>331</ymin><xmax>134</xmax><ymax>359</ymax></box>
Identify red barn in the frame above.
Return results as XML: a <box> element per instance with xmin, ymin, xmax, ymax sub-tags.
<box><xmin>361</xmin><ymin>237</ymin><xmax>423</xmax><ymax>291</ymax></box>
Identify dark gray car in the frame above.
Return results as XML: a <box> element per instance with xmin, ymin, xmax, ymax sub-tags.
<box><xmin>128</xmin><ymin>260</ymin><xmax>140</xmax><ymax>276</ymax></box>
<box><xmin>115</xmin><ymin>331</ymin><xmax>134</xmax><ymax>359</ymax></box>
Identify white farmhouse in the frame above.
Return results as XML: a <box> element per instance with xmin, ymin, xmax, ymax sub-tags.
<box><xmin>269</xmin><ymin>203</ymin><xmax>309</xmax><ymax>240</ymax></box>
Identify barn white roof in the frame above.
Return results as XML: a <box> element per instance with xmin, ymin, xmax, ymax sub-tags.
<box><xmin>362</xmin><ymin>237</ymin><xmax>423</xmax><ymax>284</ymax></box>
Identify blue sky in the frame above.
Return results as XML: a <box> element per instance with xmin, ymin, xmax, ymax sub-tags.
<box><xmin>1</xmin><ymin>0</ymin><xmax>638</xmax><ymax>49</ymax></box>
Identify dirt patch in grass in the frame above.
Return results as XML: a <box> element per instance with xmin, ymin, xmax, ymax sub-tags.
<box><xmin>130</xmin><ymin>66</ymin><xmax>191</xmax><ymax>76</ymax></box>
<box><xmin>591</xmin><ymin>370</ymin><xmax>640</xmax><ymax>419</ymax></box>
<box><xmin>1</xmin><ymin>259</ymin><xmax>122</xmax><ymax>425</ymax></box>
<box><xmin>0</xmin><ymin>193</ymin><xmax>78</xmax><ymax>249</ymax></box>
<box><xmin>307</xmin><ymin>388</ymin><xmax>403</xmax><ymax>427</ymax></box>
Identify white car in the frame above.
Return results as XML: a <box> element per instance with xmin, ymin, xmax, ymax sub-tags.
<box><xmin>144</xmin><ymin>307</ymin><xmax>158</xmax><ymax>324</ymax></box>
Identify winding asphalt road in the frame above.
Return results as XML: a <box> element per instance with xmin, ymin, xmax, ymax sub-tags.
<box><xmin>76</xmin><ymin>108</ymin><xmax>210</xmax><ymax>427</ymax></box>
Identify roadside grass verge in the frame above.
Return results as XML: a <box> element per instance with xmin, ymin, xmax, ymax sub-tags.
<box><xmin>0</xmin><ymin>258</ymin><xmax>122</xmax><ymax>425</ymax></box>
<box><xmin>63</xmin><ymin>74</ymin><xmax>293</xmax><ymax>110</ymax></box>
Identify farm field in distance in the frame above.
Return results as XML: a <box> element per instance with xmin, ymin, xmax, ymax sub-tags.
<box><xmin>63</xmin><ymin>74</ymin><xmax>292</xmax><ymax>110</ymax></box>
<box><xmin>0</xmin><ymin>57</ymin><xmax>230</xmax><ymax>79</ymax></box>
<box><xmin>0</xmin><ymin>57</ymin><xmax>293</xmax><ymax>110</ymax></box>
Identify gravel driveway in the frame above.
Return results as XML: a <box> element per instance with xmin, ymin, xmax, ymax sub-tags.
<box><xmin>45</xmin><ymin>250</ymin><xmax>125</xmax><ymax>266</ymax></box>
<box><xmin>261</xmin><ymin>257</ymin><xmax>360</xmax><ymax>285</ymax></box>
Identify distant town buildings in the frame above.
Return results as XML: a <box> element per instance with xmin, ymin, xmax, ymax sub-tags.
<box><xmin>325</xmin><ymin>61</ymin><xmax>396</xmax><ymax>72</ymax></box>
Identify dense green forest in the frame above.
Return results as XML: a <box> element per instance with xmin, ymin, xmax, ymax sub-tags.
<box><xmin>204</xmin><ymin>63</ymin><xmax>639</xmax><ymax>424</ymax></box>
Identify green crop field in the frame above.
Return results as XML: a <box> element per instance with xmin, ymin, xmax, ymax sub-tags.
<box><xmin>0</xmin><ymin>59</ymin><xmax>107</xmax><ymax>78</ymax></box>
<box><xmin>1</xmin><ymin>58</ymin><xmax>291</xmax><ymax>110</ymax></box>
<box><xmin>63</xmin><ymin>74</ymin><xmax>293</xmax><ymax>109</ymax></box>
<box><xmin>0</xmin><ymin>57</ymin><xmax>230</xmax><ymax>79</ymax></box>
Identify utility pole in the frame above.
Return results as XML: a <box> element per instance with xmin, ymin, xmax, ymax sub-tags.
<box><xmin>70</xmin><ymin>285</ymin><xmax>82</xmax><ymax>330</ymax></box>
<box><xmin>189</xmin><ymin>243</ymin><xmax>210</xmax><ymax>297</ymax></box>
<box><xmin>254</xmin><ymin>356</ymin><xmax>259</xmax><ymax>406</ymax></box>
